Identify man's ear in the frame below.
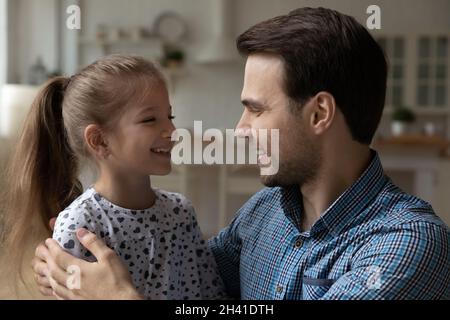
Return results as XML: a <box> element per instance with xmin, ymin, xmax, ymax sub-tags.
<box><xmin>84</xmin><ymin>124</ymin><xmax>110</xmax><ymax>159</ymax></box>
<box><xmin>309</xmin><ymin>91</ymin><xmax>336</xmax><ymax>135</ymax></box>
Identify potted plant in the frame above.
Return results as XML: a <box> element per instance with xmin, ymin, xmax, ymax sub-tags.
<box><xmin>391</xmin><ymin>106</ymin><xmax>416</xmax><ymax>136</ymax></box>
<box><xmin>161</xmin><ymin>44</ymin><xmax>185</xmax><ymax>69</ymax></box>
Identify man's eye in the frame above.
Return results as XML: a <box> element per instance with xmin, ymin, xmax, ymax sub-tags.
<box><xmin>251</xmin><ymin>109</ymin><xmax>264</xmax><ymax>117</ymax></box>
<box><xmin>246</xmin><ymin>106</ymin><xmax>263</xmax><ymax>115</ymax></box>
<box><xmin>169</xmin><ymin>115</ymin><xmax>176</xmax><ymax>120</ymax></box>
<box><xmin>142</xmin><ymin>118</ymin><xmax>156</xmax><ymax>123</ymax></box>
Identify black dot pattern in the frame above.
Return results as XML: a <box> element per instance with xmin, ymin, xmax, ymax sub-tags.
<box><xmin>53</xmin><ymin>187</ymin><xmax>226</xmax><ymax>300</ymax></box>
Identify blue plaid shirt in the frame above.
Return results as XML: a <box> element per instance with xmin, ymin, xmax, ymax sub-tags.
<box><xmin>209</xmin><ymin>152</ymin><xmax>450</xmax><ymax>299</ymax></box>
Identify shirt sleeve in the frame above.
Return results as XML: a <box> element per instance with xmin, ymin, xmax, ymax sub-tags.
<box><xmin>208</xmin><ymin>209</ymin><xmax>244</xmax><ymax>299</ymax></box>
<box><xmin>320</xmin><ymin>221</ymin><xmax>450</xmax><ymax>300</ymax></box>
<box><xmin>185</xmin><ymin>200</ymin><xmax>228</xmax><ymax>299</ymax></box>
<box><xmin>52</xmin><ymin>207</ymin><xmax>100</xmax><ymax>262</ymax></box>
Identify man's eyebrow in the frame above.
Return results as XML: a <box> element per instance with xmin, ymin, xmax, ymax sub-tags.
<box><xmin>241</xmin><ymin>99</ymin><xmax>267</xmax><ymax>109</ymax></box>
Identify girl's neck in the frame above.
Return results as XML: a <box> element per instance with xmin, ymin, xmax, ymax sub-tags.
<box><xmin>93</xmin><ymin>171</ymin><xmax>156</xmax><ymax>210</ymax></box>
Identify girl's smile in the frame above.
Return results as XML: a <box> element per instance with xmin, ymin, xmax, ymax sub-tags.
<box><xmin>150</xmin><ymin>143</ymin><xmax>174</xmax><ymax>159</ymax></box>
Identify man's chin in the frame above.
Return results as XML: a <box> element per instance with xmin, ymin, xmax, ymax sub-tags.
<box><xmin>257</xmin><ymin>161</ymin><xmax>280</xmax><ymax>187</ymax></box>
<box><xmin>259</xmin><ymin>174</ymin><xmax>281</xmax><ymax>188</ymax></box>
<box><xmin>260</xmin><ymin>171</ymin><xmax>304</xmax><ymax>188</ymax></box>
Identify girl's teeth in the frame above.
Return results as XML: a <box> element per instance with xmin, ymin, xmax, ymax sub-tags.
<box><xmin>152</xmin><ymin>148</ymin><xmax>170</xmax><ymax>153</ymax></box>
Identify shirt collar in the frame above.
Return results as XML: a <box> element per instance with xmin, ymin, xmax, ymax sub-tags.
<box><xmin>319</xmin><ymin>150</ymin><xmax>388</xmax><ymax>236</ymax></box>
<box><xmin>279</xmin><ymin>150</ymin><xmax>388</xmax><ymax>237</ymax></box>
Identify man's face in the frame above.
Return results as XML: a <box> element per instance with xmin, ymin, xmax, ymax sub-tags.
<box><xmin>236</xmin><ymin>53</ymin><xmax>321</xmax><ymax>187</ymax></box>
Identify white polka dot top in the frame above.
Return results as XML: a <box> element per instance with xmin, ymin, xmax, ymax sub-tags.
<box><xmin>53</xmin><ymin>187</ymin><xmax>226</xmax><ymax>300</ymax></box>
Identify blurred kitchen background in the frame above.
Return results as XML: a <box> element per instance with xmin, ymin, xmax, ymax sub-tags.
<box><xmin>0</xmin><ymin>0</ymin><xmax>449</xmax><ymax>298</ymax></box>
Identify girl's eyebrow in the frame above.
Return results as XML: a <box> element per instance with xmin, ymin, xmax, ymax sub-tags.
<box><xmin>136</xmin><ymin>106</ymin><xmax>156</xmax><ymax>117</ymax></box>
<box><xmin>136</xmin><ymin>105</ymin><xmax>173</xmax><ymax>117</ymax></box>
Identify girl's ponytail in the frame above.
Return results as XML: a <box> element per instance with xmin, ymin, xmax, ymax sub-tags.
<box><xmin>2</xmin><ymin>76</ymin><xmax>82</xmax><ymax>287</ymax></box>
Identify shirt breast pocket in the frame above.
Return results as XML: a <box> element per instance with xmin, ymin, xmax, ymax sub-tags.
<box><xmin>302</xmin><ymin>277</ymin><xmax>336</xmax><ymax>300</ymax></box>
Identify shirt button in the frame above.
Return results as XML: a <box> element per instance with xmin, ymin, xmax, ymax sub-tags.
<box><xmin>294</xmin><ymin>240</ymin><xmax>303</xmax><ymax>248</ymax></box>
<box><xmin>276</xmin><ymin>285</ymin><xmax>283</xmax><ymax>293</ymax></box>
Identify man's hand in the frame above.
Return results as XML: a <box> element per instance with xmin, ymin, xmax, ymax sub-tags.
<box><xmin>31</xmin><ymin>225</ymin><xmax>143</xmax><ymax>300</ymax></box>
<box><xmin>31</xmin><ymin>218</ymin><xmax>57</xmax><ymax>296</ymax></box>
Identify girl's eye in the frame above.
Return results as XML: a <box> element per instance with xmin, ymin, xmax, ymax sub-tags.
<box><xmin>142</xmin><ymin>118</ymin><xmax>156</xmax><ymax>123</ymax></box>
<box><xmin>169</xmin><ymin>115</ymin><xmax>176</xmax><ymax>120</ymax></box>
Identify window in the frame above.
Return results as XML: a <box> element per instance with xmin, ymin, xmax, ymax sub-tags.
<box><xmin>417</xmin><ymin>36</ymin><xmax>448</xmax><ymax>107</ymax></box>
<box><xmin>377</xmin><ymin>37</ymin><xmax>405</xmax><ymax>107</ymax></box>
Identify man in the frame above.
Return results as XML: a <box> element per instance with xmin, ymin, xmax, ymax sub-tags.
<box><xmin>32</xmin><ymin>7</ymin><xmax>449</xmax><ymax>299</ymax></box>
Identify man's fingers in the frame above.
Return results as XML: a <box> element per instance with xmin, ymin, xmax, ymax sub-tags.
<box><xmin>53</xmin><ymin>292</ymin><xmax>64</xmax><ymax>300</ymax></box>
<box><xmin>39</xmin><ymin>286</ymin><xmax>55</xmax><ymax>297</ymax></box>
<box><xmin>51</xmin><ymin>279</ymin><xmax>78</xmax><ymax>300</ymax></box>
<box><xmin>53</xmin><ymin>291</ymin><xmax>64</xmax><ymax>300</ymax></box>
<box><xmin>45</xmin><ymin>238</ymin><xmax>82</xmax><ymax>270</ymax></box>
<box><xmin>49</xmin><ymin>217</ymin><xmax>57</xmax><ymax>231</ymax></box>
<box><xmin>47</xmin><ymin>257</ymin><xmax>71</xmax><ymax>288</ymax></box>
<box><xmin>76</xmin><ymin>228</ymin><xmax>113</xmax><ymax>262</ymax></box>
<box><xmin>35</xmin><ymin>242</ymin><xmax>50</xmax><ymax>262</ymax></box>
<box><xmin>35</xmin><ymin>273</ymin><xmax>51</xmax><ymax>288</ymax></box>
<box><xmin>31</xmin><ymin>257</ymin><xmax>48</xmax><ymax>277</ymax></box>
<box><xmin>31</xmin><ymin>255</ymin><xmax>53</xmax><ymax>296</ymax></box>
<box><xmin>45</xmin><ymin>238</ymin><xmax>85</xmax><ymax>291</ymax></box>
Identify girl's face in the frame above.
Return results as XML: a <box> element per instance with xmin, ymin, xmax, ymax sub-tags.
<box><xmin>105</xmin><ymin>82</ymin><xmax>176</xmax><ymax>177</ymax></box>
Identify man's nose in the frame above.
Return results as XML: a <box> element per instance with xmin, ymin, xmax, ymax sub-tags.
<box><xmin>235</xmin><ymin>110</ymin><xmax>252</xmax><ymax>138</ymax></box>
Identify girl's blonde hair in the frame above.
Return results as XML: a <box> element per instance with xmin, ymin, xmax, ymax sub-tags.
<box><xmin>1</xmin><ymin>54</ymin><xmax>165</xmax><ymax>287</ymax></box>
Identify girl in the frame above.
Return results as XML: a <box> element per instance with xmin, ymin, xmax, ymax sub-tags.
<box><xmin>3</xmin><ymin>54</ymin><xmax>225</xmax><ymax>300</ymax></box>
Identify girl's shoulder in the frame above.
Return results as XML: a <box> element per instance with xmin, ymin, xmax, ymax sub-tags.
<box><xmin>153</xmin><ymin>189</ymin><xmax>194</xmax><ymax>212</ymax></box>
<box><xmin>53</xmin><ymin>188</ymin><xmax>104</xmax><ymax>243</ymax></box>
<box><xmin>56</xmin><ymin>187</ymin><xmax>100</xmax><ymax>221</ymax></box>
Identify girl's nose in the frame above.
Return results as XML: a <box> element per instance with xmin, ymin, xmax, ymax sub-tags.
<box><xmin>162</xmin><ymin>119</ymin><xmax>176</xmax><ymax>139</ymax></box>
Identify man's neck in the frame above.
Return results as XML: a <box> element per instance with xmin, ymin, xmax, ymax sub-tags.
<box><xmin>300</xmin><ymin>146</ymin><xmax>372</xmax><ymax>232</ymax></box>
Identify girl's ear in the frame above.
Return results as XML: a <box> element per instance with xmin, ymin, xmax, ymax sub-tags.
<box><xmin>84</xmin><ymin>124</ymin><xmax>110</xmax><ymax>159</ymax></box>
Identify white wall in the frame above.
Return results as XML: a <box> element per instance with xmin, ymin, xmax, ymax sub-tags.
<box><xmin>236</xmin><ymin>0</ymin><xmax>450</xmax><ymax>34</ymax></box>
<box><xmin>0</xmin><ymin>0</ymin><xmax>7</xmax><ymax>86</ymax></box>
<box><xmin>74</xmin><ymin>0</ymin><xmax>246</xmax><ymax>130</ymax></box>
<box><xmin>8</xmin><ymin>0</ymin><xmax>450</xmax><ymax>126</ymax></box>
<box><xmin>8</xmin><ymin>0</ymin><xmax>59</xmax><ymax>83</ymax></box>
